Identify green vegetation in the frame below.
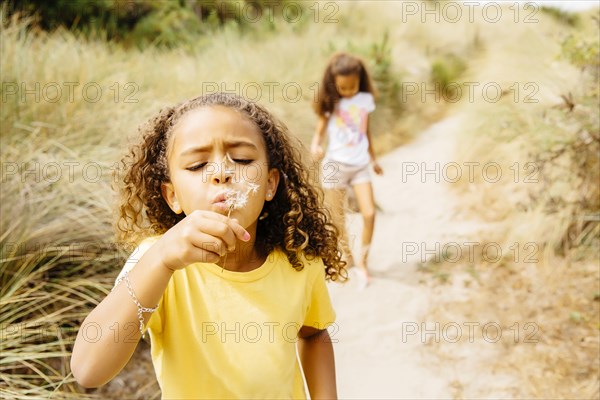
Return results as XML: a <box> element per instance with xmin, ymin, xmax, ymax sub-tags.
<box><xmin>430</xmin><ymin>54</ymin><xmax>467</xmax><ymax>96</ymax></box>
<box><xmin>7</xmin><ymin>0</ymin><xmax>303</xmax><ymax>47</ymax></box>
<box><xmin>541</xmin><ymin>6</ymin><xmax>581</xmax><ymax>27</ymax></box>
<box><xmin>369</xmin><ymin>30</ymin><xmax>403</xmax><ymax>110</ymax></box>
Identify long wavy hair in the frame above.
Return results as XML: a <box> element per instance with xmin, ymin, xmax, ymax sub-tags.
<box><xmin>114</xmin><ymin>92</ymin><xmax>347</xmax><ymax>281</ymax></box>
<box><xmin>314</xmin><ymin>52</ymin><xmax>377</xmax><ymax>117</ymax></box>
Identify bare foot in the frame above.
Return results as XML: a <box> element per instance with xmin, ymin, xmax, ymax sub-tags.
<box><xmin>342</xmin><ymin>252</ymin><xmax>356</xmax><ymax>269</ymax></box>
<box><xmin>357</xmin><ymin>264</ymin><xmax>371</xmax><ymax>283</ymax></box>
<box><xmin>358</xmin><ymin>245</ymin><xmax>372</xmax><ymax>284</ymax></box>
<box><xmin>355</xmin><ymin>266</ymin><xmax>370</xmax><ymax>290</ymax></box>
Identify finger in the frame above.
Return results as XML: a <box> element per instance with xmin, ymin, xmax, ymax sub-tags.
<box><xmin>201</xmin><ymin>212</ymin><xmax>250</xmax><ymax>242</ymax></box>
<box><xmin>182</xmin><ymin>237</ymin><xmax>223</xmax><ymax>263</ymax></box>
<box><xmin>195</xmin><ymin>217</ymin><xmax>238</xmax><ymax>251</ymax></box>
<box><xmin>229</xmin><ymin>218</ymin><xmax>251</xmax><ymax>242</ymax></box>
<box><xmin>192</xmin><ymin>211</ymin><xmax>250</xmax><ymax>246</ymax></box>
<box><xmin>206</xmin><ymin>213</ymin><xmax>251</xmax><ymax>243</ymax></box>
<box><xmin>191</xmin><ymin>232</ymin><xmax>229</xmax><ymax>258</ymax></box>
<box><xmin>196</xmin><ymin>247</ymin><xmax>222</xmax><ymax>263</ymax></box>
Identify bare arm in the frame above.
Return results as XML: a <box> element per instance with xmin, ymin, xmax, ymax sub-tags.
<box><xmin>364</xmin><ymin>115</ymin><xmax>383</xmax><ymax>175</ymax></box>
<box><xmin>311</xmin><ymin>115</ymin><xmax>328</xmax><ymax>160</ymax></box>
<box><xmin>298</xmin><ymin>325</ymin><xmax>337</xmax><ymax>399</ymax></box>
<box><xmin>70</xmin><ymin>210</ymin><xmax>249</xmax><ymax>388</ymax></box>
<box><xmin>70</xmin><ymin>244</ymin><xmax>174</xmax><ymax>388</ymax></box>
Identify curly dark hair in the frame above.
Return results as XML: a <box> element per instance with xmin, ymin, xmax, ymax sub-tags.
<box><xmin>115</xmin><ymin>92</ymin><xmax>347</xmax><ymax>281</ymax></box>
<box><xmin>314</xmin><ymin>52</ymin><xmax>377</xmax><ymax>117</ymax></box>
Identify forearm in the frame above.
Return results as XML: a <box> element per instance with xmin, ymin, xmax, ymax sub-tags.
<box><xmin>298</xmin><ymin>329</ymin><xmax>337</xmax><ymax>399</ymax></box>
<box><xmin>312</xmin><ymin>116</ymin><xmax>327</xmax><ymax>146</ymax></box>
<box><xmin>367</xmin><ymin>142</ymin><xmax>377</xmax><ymax>162</ymax></box>
<box><xmin>365</xmin><ymin>117</ymin><xmax>377</xmax><ymax>162</ymax></box>
<box><xmin>70</xmin><ymin>245</ymin><xmax>173</xmax><ymax>388</ymax></box>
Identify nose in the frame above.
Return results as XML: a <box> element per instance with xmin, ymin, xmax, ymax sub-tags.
<box><xmin>212</xmin><ymin>173</ymin><xmax>232</xmax><ymax>184</ymax></box>
<box><xmin>211</xmin><ymin>156</ymin><xmax>234</xmax><ymax>184</ymax></box>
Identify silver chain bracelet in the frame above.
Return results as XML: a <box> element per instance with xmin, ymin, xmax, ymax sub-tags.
<box><xmin>113</xmin><ymin>270</ymin><xmax>158</xmax><ymax>339</ymax></box>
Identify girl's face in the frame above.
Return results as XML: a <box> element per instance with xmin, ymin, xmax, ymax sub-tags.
<box><xmin>335</xmin><ymin>73</ymin><xmax>360</xmax><ymax>98</ymax></box>
<box><xmin>161</xmin><ymin>106</ymin><xmax>279</xmax><ymax>229</ymax></box>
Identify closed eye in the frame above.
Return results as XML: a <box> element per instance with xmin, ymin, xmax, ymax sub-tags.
<box><xmin>187</xmin><ymin>160</ymin><xmax>251</xmax><ymax>171</ymax></box>
<box><xmin>187</xmin><ymin>162</ymin><xmax>207</xmax><ymax>171</ymax></box>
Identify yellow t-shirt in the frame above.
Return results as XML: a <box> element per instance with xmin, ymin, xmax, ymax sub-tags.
<box><xmin>114</xmin><ymin>236</ymin><xmax>336</xmax><ymax>399</ymax></box>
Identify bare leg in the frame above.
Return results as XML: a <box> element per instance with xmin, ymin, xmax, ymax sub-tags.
<box><xmin>324</xmin><ymin>188</ymin><xmax>354</xmax><ymax>268</ymax></box>
<box><xmin>352</xmin><ymin>182</ymin><xmax>376</xmax><ymax>279</ymax></box>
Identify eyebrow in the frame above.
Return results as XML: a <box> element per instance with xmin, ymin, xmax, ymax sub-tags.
<box><xmin>180</xmin><ymin>140</ymin><xmax>258</xmax><ymax>156</ymax></box>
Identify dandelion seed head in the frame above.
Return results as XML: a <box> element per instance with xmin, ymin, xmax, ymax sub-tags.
<box><xmin>247</xmin><ymin>183</ymin><xmax>260</xmax><ymax>194</ymax></box>
<box><xmin>224</xmin><ymin>189</ymin><xmax>249</xmax><ymax>209</ymax></box>
<box><xmin>223</xmin><ymin>181</ymin><xmax>260</xmax><ymax>210</ymax></box>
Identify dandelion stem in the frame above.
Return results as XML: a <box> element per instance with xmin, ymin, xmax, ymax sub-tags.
<box><xmin>221</xmin><ymin>205</ymin><xmax>234</xmax><ymax>273</ymax></box>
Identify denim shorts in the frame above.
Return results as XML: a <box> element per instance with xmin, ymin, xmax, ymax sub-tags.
<box><xmin>321</xmin><ymin>158</ymin><xmax>371</xmax><ymax>190</ymax></box>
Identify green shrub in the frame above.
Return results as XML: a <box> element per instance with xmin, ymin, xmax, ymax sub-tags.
<box><xmin>8</xmin><ymin>0</ymin><xmax>152</xmax><ymax>40</ymax></box>
<box><xmin>6</xmin><ymin>0</ymin><xmax>302</xmax><ymax>46</ymax></box>
<box><xmin>369</xmin><ymin>30</ymin><xmax>403</xmax><ymax>110</ymax></box>
<box><xmin>129</xmin><ymin>5</ymin><xmax>203</xmax><ymax>48</ymax></box>
<box><xmin>430</xmin><ymin>54</ymin><xmax>466</xmax><ymax>96</ymax></box>
<box><xmin>560</xmin><ymin>33</ymin><xmax>600</xmax><ymax>77</ymax></box>
<box><xmin>541</xmin><ymin>6</ymin><xmax>581</xmax><ymax>27</ymax></box>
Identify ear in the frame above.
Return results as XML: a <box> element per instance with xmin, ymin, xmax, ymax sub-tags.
<box><xmin>161</xmin><ymin>181</ymin><xmax>182</xmax><ymax>214</ymax></box>
<box><xmin>265</xmin><ymin>168</ymin><xmax>280</xmax><ymax>202</ymax></box>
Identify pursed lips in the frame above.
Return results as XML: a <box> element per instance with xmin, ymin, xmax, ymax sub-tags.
<box><xmin>211</xmin><ymin>191</ymin><xmax>229</xmax><ymax>204</ymax></box>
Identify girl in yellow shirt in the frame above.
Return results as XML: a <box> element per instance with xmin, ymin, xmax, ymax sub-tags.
<box><xmin>70</xmin><ymin>92</ymin><xmax>347</xmax><ymax>399</ymax></box>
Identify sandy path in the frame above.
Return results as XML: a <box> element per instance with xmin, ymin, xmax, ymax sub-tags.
<box><xmin>328</xmin><ymin>112</ymin><xmax>490</xmax><ymax>399</ymax></box>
